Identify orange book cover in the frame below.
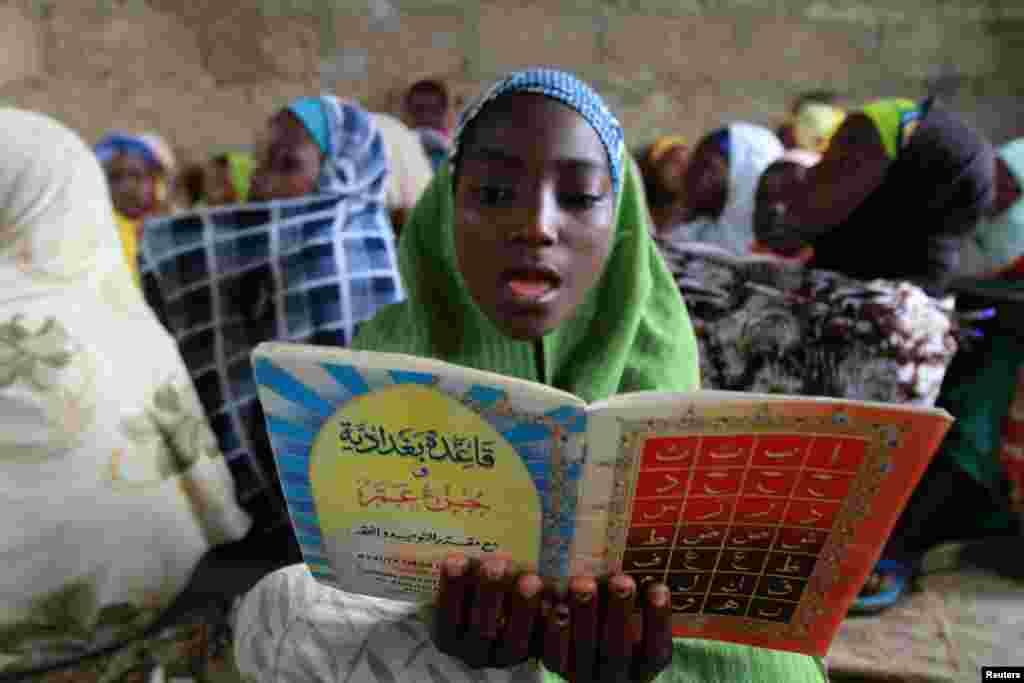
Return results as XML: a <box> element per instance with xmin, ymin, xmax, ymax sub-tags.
<box><xmin>598</xmin><ymin>397</ymin><xmax>953</xmax><ymax>657</ymax></box>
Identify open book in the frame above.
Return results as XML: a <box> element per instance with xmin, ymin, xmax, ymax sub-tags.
<box><xmin>252</xmin><ymin>341</ymin><xmax>952</xmax><ymax>656</ymax></box>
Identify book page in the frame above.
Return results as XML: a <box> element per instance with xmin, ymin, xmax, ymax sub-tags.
<box><xmin>252</xmin><ymin>342</ymin><xmax>587</xmax><ymax>602</ymax></box>
<box><xmin>586</xmin><ymin>392</ymin><xmax>952</xmax><ymax>656</ymax></box>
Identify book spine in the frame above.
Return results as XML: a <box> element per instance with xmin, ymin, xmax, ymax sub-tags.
<box><xmin>567</xmin><ymin>414</ymin><xmax>623</xmax><ymax>578</ymax></box>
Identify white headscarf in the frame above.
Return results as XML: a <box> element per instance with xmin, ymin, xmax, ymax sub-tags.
<box><xmin>688</xmin><ymin>122</ymin><xmax>784</xmax><ymax>255</ymax></box>
<box><xmin>0</xmin><ymin>108</ymin><xmax>249</xmax><ymax>671</ymax></box>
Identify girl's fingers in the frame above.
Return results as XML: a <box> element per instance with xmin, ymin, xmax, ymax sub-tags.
<box><xmin>636</xmin><ymin>582</ymin><xmax>673</xmax><ymax>683</ymax></box>
<box><xmin>493</xmin><ymin>572</ymin><xmax>543</xmax><ymax>667</ymax></box>
<box><xmin>435</xmin><ymin>553</ymin><xmax>471</xmax><ymax>656</ymax></box>
<box><xmin>569</xmin><ymin>575</ymin><xmax>599</xmax><ymax>682</ymax></box>
<box><xmin>542</xmin><ymin>592</ymin><xmax>573</xmax><ymax>678</ymax></box>
<box><xmin>461</xmin><ymin>555</ymin><xmax>510</xmax><ymax>668</ymax></box>
<box><xmin>599</xmin><ymin>574</ymin><xmax>637</xmax><ymax>683</ymax></box>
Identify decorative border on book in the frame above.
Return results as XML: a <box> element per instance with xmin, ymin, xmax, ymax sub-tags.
<box><xmin>605</xmin><ymin>403</ymin><xmax>908</xmax><ymax>641</ymax></box>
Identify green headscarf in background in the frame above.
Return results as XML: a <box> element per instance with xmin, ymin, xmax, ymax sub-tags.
<box><xmin>353</xmin><ymin>73</ymin><xmax>699</xmax><ymax>402</ymax></box>
<box><xmin>225</xmin><ymin>152</ymin><xmax>254</xmax><ymax>202</ymax></box>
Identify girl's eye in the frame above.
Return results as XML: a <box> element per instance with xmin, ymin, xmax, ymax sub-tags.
<box><xmin>560</xmin><ymin>193</ymin><xmax>605</xmax><ymax>210</ymax></box>
<box><xmin>476</xmin><ymin>186</ymin><xmax>514</xmax><ymax>205</ymax></box>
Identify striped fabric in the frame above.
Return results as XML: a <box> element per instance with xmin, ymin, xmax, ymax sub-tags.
<box><xmin>140</xmin><ymin>195</ymin><xmax>404</xmax><ymax>530</ymax></box>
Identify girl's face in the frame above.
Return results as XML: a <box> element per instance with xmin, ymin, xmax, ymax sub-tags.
<box><xmin>249</xmin><ymin>111</ymin><xmax>323</xmax><ymax>202</ymax></box>
<box><xmin>990</xmin><ymin>156</ymin><xmax>1022</xmax><ymax>218</ymax></box>
<box><xmin>204</xmin><ymin>159</ymin><xmax>237</xmax><ymax>206</ymax></box>
<box><xmin>405</xmin><ymin>87</ymin><xmax>449</xmax><ymax>131</ymax></box>
<box><xmin>454</xmin><ymin>93</ymin><xmax>616</xmax><ymax>341</ymax></box>
<box><xmin>682</xmin><ymin>138</ymin><xmax>729</xmax><ymax>219</ymax></box>
<box><xmin>104</xmin><ymin>152</ymin><xmax>156</xmax><ymax>219</ymax></box>
<box><xmin>753</xmin><ymin>160</ymin><xmax>810</xmax><ymax>255</ymax></box>
<box><xmin>654</xmin><ymin>144</ymin><xmax>691</xmax><ymax>196</ymax></box>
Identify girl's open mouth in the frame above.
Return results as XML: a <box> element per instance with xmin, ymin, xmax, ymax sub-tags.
<box><xmin>499</xmin><ymin>265</ymin><xmax>563</xmax><ymax>304</ymax></box>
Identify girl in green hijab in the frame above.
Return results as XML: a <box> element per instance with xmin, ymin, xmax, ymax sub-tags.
<box><xmin>233</xmin><ymin>69</ymin><xmax>825</xmax><ymax>683</ymax></box>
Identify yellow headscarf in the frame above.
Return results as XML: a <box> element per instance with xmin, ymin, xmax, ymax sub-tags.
<box><xmin>793</xmin><ymin>103</ymin><xmax>846</xmax><ymax>153</ymax></box>
<box><xmin>648</xmin><ymin>135</ymin><xmax>688</xmax><ymax>164</ymax></box>
<box><xmin>115</xmin><ymin>212</ymin><xmax>142</xmax><ymax>287</ymax></box>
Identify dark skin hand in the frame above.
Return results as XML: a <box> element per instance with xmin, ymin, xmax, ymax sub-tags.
<box><xmin>436</xmin><ymin>553</ymin><xmax>673</xmax><ymax>683</ymax></box>
<box><xmin>440</xmin><ymin>92</ymin><xmax>673</xmax><ymax>680</ymax></box>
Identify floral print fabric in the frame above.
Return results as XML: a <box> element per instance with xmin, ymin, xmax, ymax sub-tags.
<box><xmin>0</xmin><ymin>108</ymin><xmax>251</xmax><ymax>677</ymax></box>
<box><xmin>657</xmin><ymin>241</ymin><xmax>958</xmax><ymax>406</ymax></box>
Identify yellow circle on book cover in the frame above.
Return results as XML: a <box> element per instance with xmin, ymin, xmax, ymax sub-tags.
<box><xmin>309</xmin><ymin>383</ymin><xmax>542</xmax><ymax>600</ymax></box>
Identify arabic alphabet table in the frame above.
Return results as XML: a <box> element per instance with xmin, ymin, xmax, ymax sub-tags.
<box><xmin>623</xmin><ymin>432</ymin><xmax>864</xmax><ymax>623</ymax></box>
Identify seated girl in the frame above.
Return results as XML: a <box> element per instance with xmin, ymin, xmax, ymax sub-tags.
<box><xmin>234</xmin><ymin>69</ymin><xmax>826</xmax><ymax>683</ymax></box>
<box><xmin>2</xmin><ymin>108</ymin><xmax>250</xmax><ymax>678</ymax></box>
<box><xmin>751</xmin><ymin>149</ymin><xmax>821</xmax><ymax>263</ymax></box>
<box><xmin>755</xmin><ymin>97</ymin><xmax>995</xmax><ymax>296</ymax></box>
<box><xmin>204</xmin><ymin>150</ymin><xmax>254</xmax><ymax>206</ymax></box>
<box><xmin>141</xmin><ymin>95</ymin><xmax>403</xmax><ymax>555</ymax></box>
<box><xmin>95</xmin><ymin>131</ymin><xmax>178</xmax><ymax>286</ymax></box>
<box><xmin>635</xmin><ymin>135</ymin><xmax>691</xmax><ymax>237</ymax></box>
<box><xmin>670</xmin><ymin>123</ymin><xmax>784</xmax><ymax>255</ymax></box>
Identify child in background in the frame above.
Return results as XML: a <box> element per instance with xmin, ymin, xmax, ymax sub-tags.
<box><xmin>95</xmin><ymin>131</ymin><xmax>177</xmax><ymax>285</ymax></box>
<box><xmin>204</xmin><ymin>151</ymin><xmax>254</xmax><ymax>206</ymax></box>
<box><xmin>637</xmin><ymin>135</ymin><xmax>691</xmax><ymax>238</ymax></box>
<box><xmin>403</xmin><ymin>79</ymin><xmax>455</xmax><ymax>171</ymax></box>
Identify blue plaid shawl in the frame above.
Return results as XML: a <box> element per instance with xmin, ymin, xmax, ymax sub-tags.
<box><xmin>140</xmin><ymin>195</ymin><xmax>404</xmax><ymax>530</ymax></box>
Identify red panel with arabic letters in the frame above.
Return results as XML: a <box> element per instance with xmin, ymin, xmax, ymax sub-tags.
<box><xmin>641</xmin><ymin>436</ymin><xmax>700</xmax><ymax>469</ymax></box>
<box><xmin>688</xmin><ymin>468</ymin><xmax>744</xmax><ymax>496</ymax></box>
<box><xmin>680</xmin><ymin>496</ymin><xmax>737</xmax><ymax>523</ymax></box>
<box><xmin>634</xmin><ymin>469</ymin><xmax>689</xmax><ymax>499</ymax></box>
<box><xmin>630</xmin><ymin>499</ymin><xmax>683</xmax><ymax>526</ymax></box>
<box><xmin>617</xmin><ymin>401</ymin><xmax>952</xmax><ymax>657</ymax></box>
<box><xmin>805</xmin><ymin>436</ymin><xmax>868</xmax><ymax>471</ymax></box>
<box><xmin>751</xmin><ymin>434</ymin><xmax>811</xmax><ymax>468</ymax></box>
<box><xmin>696</xmin><ymin>435</ymin><xmax>755</xmax><ymax>467</ymax></box>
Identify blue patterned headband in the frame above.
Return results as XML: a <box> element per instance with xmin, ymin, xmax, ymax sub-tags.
<box><xmin>453</xmin><ymin>68</ymin><xmax>625</xmax><ymax>194</ymax></box>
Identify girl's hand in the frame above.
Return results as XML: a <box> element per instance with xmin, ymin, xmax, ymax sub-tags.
<box><xmin>434</xmin><ymin>553</ymin><xmax>673</xmax><ymax>683</ymax></box>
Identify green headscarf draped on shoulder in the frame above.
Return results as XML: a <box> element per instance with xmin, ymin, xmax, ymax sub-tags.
<box><xmin>354</xmin><ymin>68</ymin><xmax>824</xmax><ymax>683</ymax></box>
<box><xmin>353</xmin><ymin>74</ymin><xmax>699</xmax><ymax>401</ymax></box>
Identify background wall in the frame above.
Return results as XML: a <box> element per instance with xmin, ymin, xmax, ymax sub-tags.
<box><xmin>1</xmin><ymin>0</ymin><xmax>1021</xmax><ymax>167</ymax></box>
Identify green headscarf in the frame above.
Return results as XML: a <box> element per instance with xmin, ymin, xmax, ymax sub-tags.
<box><xmin>353</xmin><ymin>153</ymin><xmax>699</xmax><ymax>402</ymax></box>
<box><xmin>861</xmin><ymin>98</ymin><xmax>920</xmax><ymax>160</ymax></box>
<box><xmin>225</xmin><ymin>152</ymin><xmax>254</xmax><ymax>202</ymax></box>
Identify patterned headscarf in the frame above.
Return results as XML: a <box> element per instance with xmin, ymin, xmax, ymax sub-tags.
<box><xmin>452</xmin><ymin>68</ymin><xmax>625</xmax><ymax>194</ymax></box>
<box><xmin>95</xmin><ymin>132</ymin><xmax>165</xmax><ymax>173</ymax></box>
<box><xmin>285</xmin><ymin>95</ymin><xmax>389</xmax><ymax>202</ymax></box>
